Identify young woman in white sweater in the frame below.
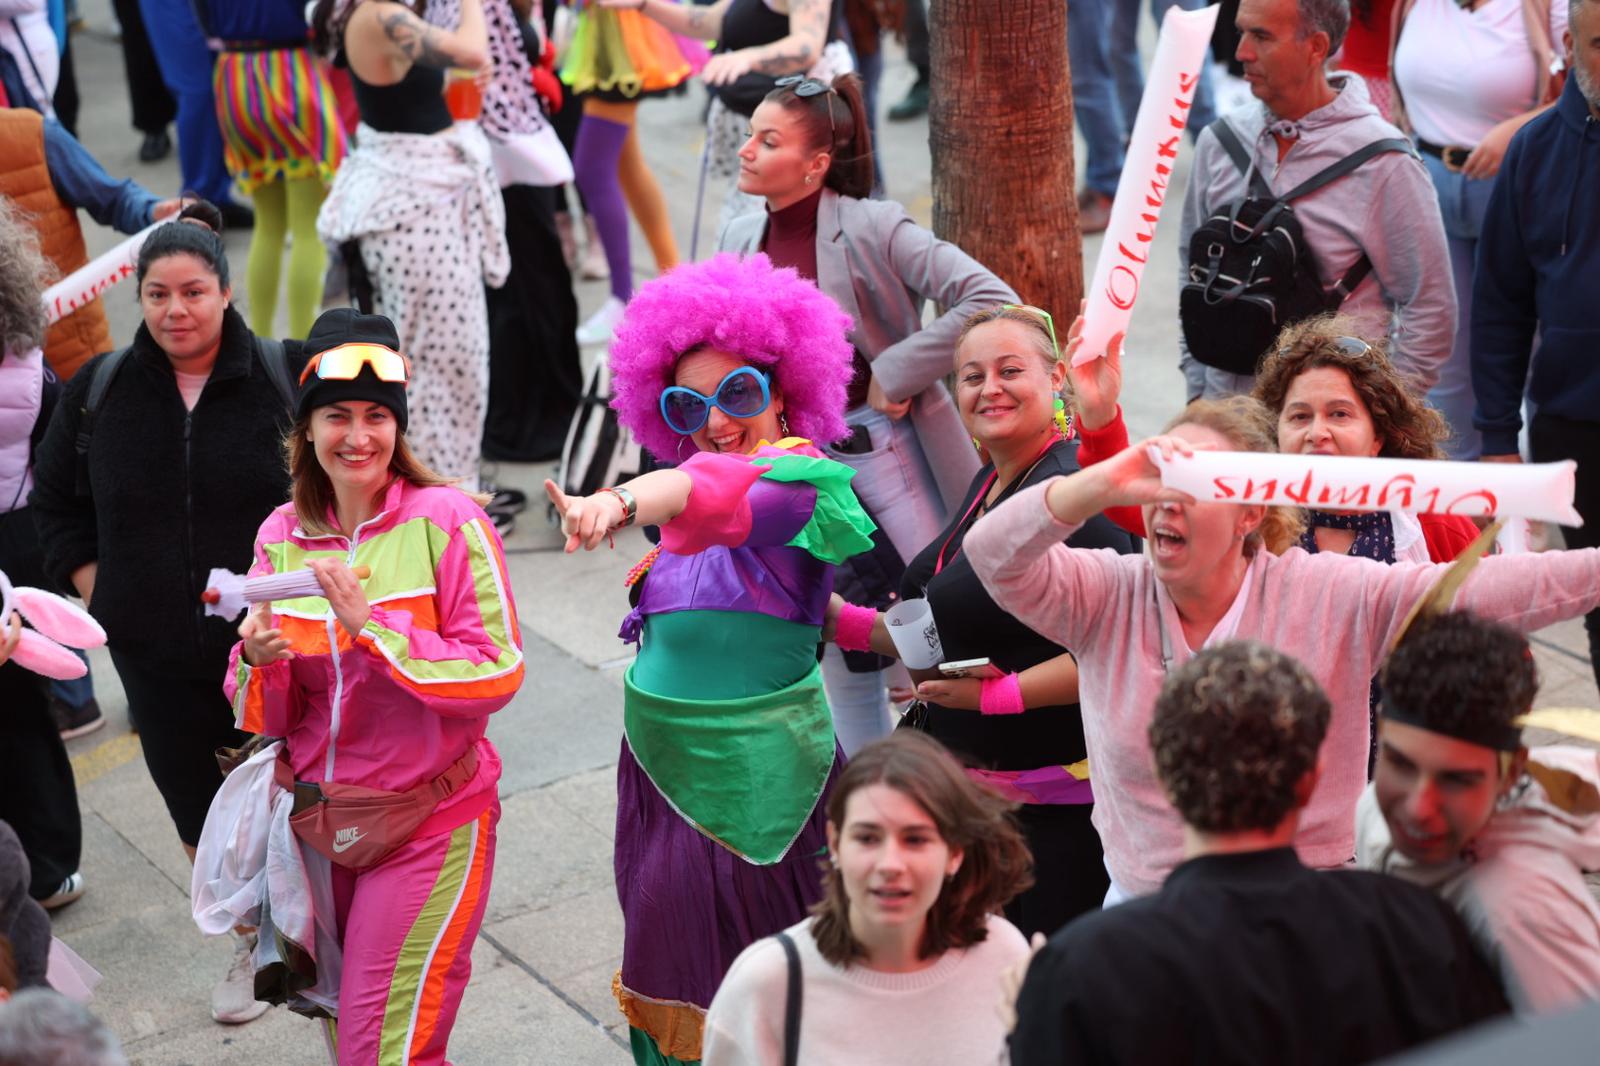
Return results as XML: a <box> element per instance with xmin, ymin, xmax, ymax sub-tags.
<box><xmin>702</xmin><ymin>731</ymin><xmax>1032</xmax><ymax>1065</ymax></box>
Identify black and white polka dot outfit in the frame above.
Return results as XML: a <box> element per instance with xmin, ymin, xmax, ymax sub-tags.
<box><xmin>317</xmin><ymin>122</ymin><xmax>509</xmax><ymax>487</ymax></box>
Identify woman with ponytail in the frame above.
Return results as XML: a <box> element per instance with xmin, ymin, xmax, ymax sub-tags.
<box><xmin>720</xmin><ymin>73</ymin><xmax>1018</xmax><ymax>758</ymax></box>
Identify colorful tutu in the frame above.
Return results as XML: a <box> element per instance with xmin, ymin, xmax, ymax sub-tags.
<box><xmin>214</xmin><ymin>46</ymin><xmax>347</xmax><ymax>193</ymax></box>
<box><xmin>560</xmin><ymin>3</ymin><xmax>709</xmax><ymax>98</ymax></box>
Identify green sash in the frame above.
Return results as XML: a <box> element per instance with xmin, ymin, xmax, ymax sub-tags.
<box><xmin>624</xmin><ymin>663</ymin><xmax>835</xmax><ymax>865</ymax></box>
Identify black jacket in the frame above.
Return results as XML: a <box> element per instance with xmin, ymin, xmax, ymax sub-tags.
<box><xmin>30</xmin><ymin>309</ymin><xmax>305</xmax><ymax>677</ymax></box>
<box><xmin>1010</xmin><ymin>848</ymin><xmax>1509</xmax><ymax>1065</ymax></box>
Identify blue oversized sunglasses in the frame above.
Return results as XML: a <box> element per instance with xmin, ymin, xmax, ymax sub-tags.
<box><xmin>659</xmin><ymin>366</ymin><xmax>772</xmax><ymax>435</ymax></box>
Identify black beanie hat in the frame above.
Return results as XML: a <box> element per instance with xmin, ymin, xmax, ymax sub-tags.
<box><xmin>297</xmin><ymin>308</ymin><xmax>409</xmax><ymax>431</ymax></box>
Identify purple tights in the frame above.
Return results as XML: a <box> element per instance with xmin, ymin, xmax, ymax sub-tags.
<box><xmin>573</xmin><ymin>114</ymin><xmax>632</xmax><ymax>302</ymax></box>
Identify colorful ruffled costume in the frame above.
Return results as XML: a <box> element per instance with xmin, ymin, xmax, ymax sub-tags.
<box><xmin>559</xmin><ymin>0</ymin><xmax>708</xmax><ymax>98</ymax></box>
<box><xmin>613</xmin><ymin>440</ymin><xmax>874</xmax><ymax>1066</ymax></box>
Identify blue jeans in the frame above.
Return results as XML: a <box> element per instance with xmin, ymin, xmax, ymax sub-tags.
<box><xmin>1420</xmin><ymin>149</ymin><xmax>1493</xmax><ymax>460</ymax></box>
<box><xmin>49</xmin><ymin>650</ymin><xmax>95</xmax><ymax>709</ymax></box>
<box><xmin>1109</xmin><ymin>0</ymin><xmax>1218</xmax><ymax>139</ymax></box>
<box><xmin>137</xmin><ymin>0</ymin><xmax>231</xmax><ymax>203</ymax></box>
<box><xmin>821</xmin><ymin>408</ymin><xmax>949</xmax><ymax>756</ymax></box>
<box><xmin>1068</xmin><ymin>0</ymin><xmax>1127</xmax><ymax>196</ymax></box>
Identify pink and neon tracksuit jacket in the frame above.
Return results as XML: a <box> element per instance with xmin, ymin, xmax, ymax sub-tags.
<box><xmin>224</xmin><ymin>478</ymin><xmax>524</xmax><ymax>838</ymax></box>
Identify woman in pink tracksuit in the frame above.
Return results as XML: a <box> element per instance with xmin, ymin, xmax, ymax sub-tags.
<box><xmin>226</xmin><ymin>307</ymin><xmax>523</xmax><ymax>1065</ymax></box>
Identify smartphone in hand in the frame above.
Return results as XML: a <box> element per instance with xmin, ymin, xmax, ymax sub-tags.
<box><xmin>937</xmin><ymin>658</ymin><xmax>1004</xmax><ymax>680</ymax></box>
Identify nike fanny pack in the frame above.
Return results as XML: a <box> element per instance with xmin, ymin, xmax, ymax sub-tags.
<box><xmin>273</xmin><ymin>747</ymin><xmax>479</xmax><ymax>870</ymax></box>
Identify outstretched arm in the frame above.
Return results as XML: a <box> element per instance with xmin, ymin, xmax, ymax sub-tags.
<box><xmin>544</xmin><ymin>469</ymin><xmax>694</xmax><ymax>553</ymax></box>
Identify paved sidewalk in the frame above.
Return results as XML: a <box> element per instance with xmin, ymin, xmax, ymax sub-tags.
<box><xmin>46</xmin><ymin>3</ymin><xmax>1598</xmax><ymax>1063</ymax></box>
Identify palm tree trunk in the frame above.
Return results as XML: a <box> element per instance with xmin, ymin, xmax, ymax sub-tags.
<box><xmin>929</xmin><ymin>0</ymin><xmax>1081</xmax><ymax>314</ymax></box>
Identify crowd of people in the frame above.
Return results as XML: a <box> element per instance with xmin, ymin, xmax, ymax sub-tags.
<box><xmin>1</xmin><ymin>0</ymin><xmax>1598</xmax><ymax>1063</ymax></box>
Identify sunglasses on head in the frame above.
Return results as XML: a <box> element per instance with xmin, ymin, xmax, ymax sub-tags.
<box><xmin>1000</xmin><ymin>303</ymin><xmax>1060</xmax><ymax>362</ymax></box>
<box><xmin>776</xmin><ymin>74</ymin><xmax>837</xmax><ymax>148</ymax></box>
<box><xmin>1277</xmin><ymin>335</ymin><xmax>1373</xmax><ymax>360</ymax></box>
<box><xmin>659</xmin><ymin>366</ymin><xmax>771</xmax><ymax>435</ymax></box>
<box><xmin>298</xmin><ymin>343</ymin><xmax>412</xmax><ymax>387</ymax></box>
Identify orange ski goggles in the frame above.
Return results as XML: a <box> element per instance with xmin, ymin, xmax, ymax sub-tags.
<box><xmin>299</xmin><ymin>343</ymin><xmax>412</xmax><ymax>388</ymax></box>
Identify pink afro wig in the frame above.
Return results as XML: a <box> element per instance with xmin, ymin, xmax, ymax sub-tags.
<box><xmin>608</xmin><ymin>253</ymin><xmax>856</xmax><ymax>460</ymax></box>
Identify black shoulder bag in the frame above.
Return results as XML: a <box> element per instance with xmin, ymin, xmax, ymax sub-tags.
<box><xmin>776</xmin><ymin>930</ymin><xmax>802</xmax><ymax>1066</ymax></box>
<box><xmin>1179</xmin><ymin>119</ymin><xmax>1415</xmax><ymax>376</ymax></box>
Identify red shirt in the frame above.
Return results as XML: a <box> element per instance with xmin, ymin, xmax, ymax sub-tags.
<box><xmin>1339</xmin><ymin>0</ymin><xmax>1399</xmax><ymax>80</ymax></box>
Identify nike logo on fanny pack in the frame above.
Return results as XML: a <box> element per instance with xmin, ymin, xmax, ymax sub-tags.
<box><xmin>332</xmin><ymin>827</ymin><xmax>367</xmax><ymax>853</ymax></box>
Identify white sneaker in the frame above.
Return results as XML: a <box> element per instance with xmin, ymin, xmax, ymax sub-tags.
<box><xmin>39</xmin><ymin>871</ymin><xmax>85</xmax><ymax>910</ymax></box>
<box><xmin>576</xmin><ymin>296</ymin><xmax>627</xmax><ymax>347</ymax></box>
<box><xmin>212</xmin><ymin>932</ymin><xmax>270</xmax><ymax>1025</ymax></box>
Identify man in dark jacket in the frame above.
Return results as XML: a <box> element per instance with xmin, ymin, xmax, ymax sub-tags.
<box><xmin>1010</xmin><ymin>641</ymin><xmax>1508</xmax><ymax>1066</ymax></box>
<box><xmin>1472</xmin><ymin>2</ymin><xmax>1600</xmax><ymax>693</ymax></box>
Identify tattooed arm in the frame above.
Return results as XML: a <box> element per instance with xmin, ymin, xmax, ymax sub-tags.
<box><xmin>346</xmin><ymin>0</ymin><xmax>490</xmax><ymax>80</ymax></box>
<box><xmin>599</xmin><ymin>0</ymin><xmax>732</xmax><ymax>40</ymax></box>
<box><xmin>697</xmin><ymin>0</ymin><xmax>828</xmax><ymax>85</ymax></box>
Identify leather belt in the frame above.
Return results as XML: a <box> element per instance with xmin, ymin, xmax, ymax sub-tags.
<box><xmin>1417</xmin><ymin>138</ymin><xmax>1473</xmax><ymax>173</ymax></box>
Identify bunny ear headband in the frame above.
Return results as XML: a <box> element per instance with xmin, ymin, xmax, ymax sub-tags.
<box><xmin>0</xmin><ymin>568</ymin><xmax>106</xmax><ymax>680</ymax></box>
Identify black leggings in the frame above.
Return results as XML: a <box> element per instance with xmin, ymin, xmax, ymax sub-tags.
<box><xmin>108</xmin><ymin>649</ymin><xmax>246</xmax><ymax>847</ymax></box>
<box><xmin>1005</xmin><ymin>802</ymin><xmax>1109</xmax><ymax>939</ymax></box>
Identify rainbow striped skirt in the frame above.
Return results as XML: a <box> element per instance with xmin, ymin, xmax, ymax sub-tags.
<box><xmin>213</xmin><ymin>45</ymin><xmax>347</xmax><ymax>194</ymax></box>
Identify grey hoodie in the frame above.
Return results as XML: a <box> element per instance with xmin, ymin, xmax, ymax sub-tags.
<box><xmin>1178</xmin><ymin>72</ymin><xmax>1455</xmax><ymax>396</ymax></box>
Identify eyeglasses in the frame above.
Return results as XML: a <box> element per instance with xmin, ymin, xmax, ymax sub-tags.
<box><xmin>1000</xmin><ymin>304</ymin><xmax>1060</xmax><ymax>362</ymax></box>
<box><xmin>659</xmin><ymin>366</ymin><xmax>771</xmax><ymax>435</ymax></box>
<box><xmin>299</xmin><ymin>342</ymin><xmax>412</xmax><ymax>387</ymax></box>
<box><xmin>776</xmin><ymin>74</ymin><xmax>837</xmax><ymax>148</ymax></box>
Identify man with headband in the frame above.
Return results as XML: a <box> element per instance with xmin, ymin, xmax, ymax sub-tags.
<box><xmin>1357</xmin><ymin>610</ymin><xmax>1600</xmax><ymax>1014</ymax></box>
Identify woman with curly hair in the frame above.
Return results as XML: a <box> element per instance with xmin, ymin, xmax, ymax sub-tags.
<box><xmin>702</xmin><ymin>730</ymin><xmax>1034</xmax><ymax>1065</ymax></box>
<box><xmin>1253</xmin><ymin>315</ymin><xmax>1480</xmax><ymax>565</ymax></box>
<box><xmin>544</xmin><ymin>252</ymin><xmax>875</xmax><ymax>1066</ymax></box>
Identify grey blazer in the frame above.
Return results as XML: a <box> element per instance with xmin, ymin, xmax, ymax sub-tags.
<box><xmin>719</xmin><ymin>189</ymin><xmax>1017</xmax><ymax>513</ymax></box>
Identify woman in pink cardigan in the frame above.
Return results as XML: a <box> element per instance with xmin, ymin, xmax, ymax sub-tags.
<box><xmin>965</xmin><ymin>403</ymin><xmax>1600</xmax><ymax>903</ymax></box>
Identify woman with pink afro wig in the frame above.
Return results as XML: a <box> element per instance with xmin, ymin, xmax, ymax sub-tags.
<box><xmin>607</xmin><ymin>252</ymin><xmax>856</xmax><ymax>463</ymax></box>
<box><xmin>542</xmin><ymin>252</ymin><xmax>878</xmax><ymax>1066</ymax></box>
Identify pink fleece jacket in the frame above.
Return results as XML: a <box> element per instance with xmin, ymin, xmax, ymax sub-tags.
<box><xmin>225</xmin><ymin>479</ymin><xmax>524</xmax><ymax>838</ymax></box>
<box><xmin>966</xmin><ymin>481</ymin><xmax>1600</xmax><ymax>896</ymax></box>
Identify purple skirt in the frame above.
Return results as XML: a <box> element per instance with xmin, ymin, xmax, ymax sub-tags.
<box><xmin>613</xmin><ymin>737</ymin><xmax>841</xmax><ymax>1034</ymax></box>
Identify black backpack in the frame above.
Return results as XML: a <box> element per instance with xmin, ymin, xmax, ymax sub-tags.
<box><xmin>74</xmin><ymin>336</ymin><xmax>294</xmax><ymax>495</ymax></box>
<box><xmin>1180</xmin><ymin>119</ymin><xmax>1415</xmax><ymax>376</ymax></box>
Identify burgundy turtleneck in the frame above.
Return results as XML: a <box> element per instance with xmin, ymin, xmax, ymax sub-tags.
<box><xmin>759</xmin><ymin>186</ymin><xmax>823</xmax><ymax>280</ymax></box>
<box><xmin>759</xmin><ymin>188</ymin><xmax>873</xmax><ymax>411</ymax></box>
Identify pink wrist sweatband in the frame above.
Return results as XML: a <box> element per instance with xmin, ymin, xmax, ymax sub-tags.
<box><xmin>980</xmin><ymin>673</ymin><xmax>1026</xmax><ymax>716</ymax></box>
<box><xmin>834</xmin><ymin>603</ymin><xmax>878</xmax><ymax>652</ymax></box>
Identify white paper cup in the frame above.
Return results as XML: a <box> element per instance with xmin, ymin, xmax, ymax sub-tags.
<box><xmin>884</xmin><ymin>599</ymin><xmax>943</xmax><ymax>670</ymax></box>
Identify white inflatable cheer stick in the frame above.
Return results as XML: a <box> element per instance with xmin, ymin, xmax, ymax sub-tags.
<box><xmin>201</xmin><ymin>565</ymin><xmax>372</xmax><ymax>621</ymax></box>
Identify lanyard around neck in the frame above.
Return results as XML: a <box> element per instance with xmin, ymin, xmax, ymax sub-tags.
<box><xmin>934</xmin><ymin>432</ymin><xmax>1061</xmax><ymax>575</ymax></box>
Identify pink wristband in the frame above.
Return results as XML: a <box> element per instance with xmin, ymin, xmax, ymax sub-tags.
<box><xmin>834</xmin><ymin>603</ymin><xmax>878</xmax><ymax>653</ymax></box>
<box><xmin>979</xmin><ymin>673</ymin><xmax>1026</xmax><ymax>716</ymax></box>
